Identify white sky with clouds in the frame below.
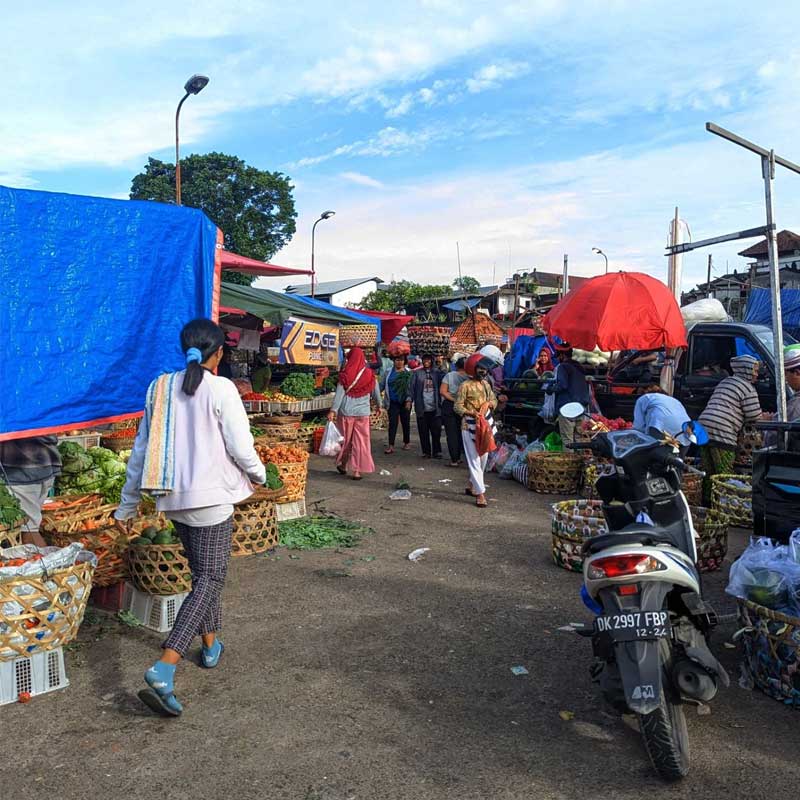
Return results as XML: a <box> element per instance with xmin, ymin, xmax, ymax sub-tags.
<box><xmin>3</xmin><ymin>1</ymin><xmax>800</xmax><ymax>293</ymax></box>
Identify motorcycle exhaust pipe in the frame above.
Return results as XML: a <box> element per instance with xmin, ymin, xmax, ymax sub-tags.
<box><xmin>673</xmin><ymin>659</ymin><xmax>718</xmax><ymax>702</ymax></box>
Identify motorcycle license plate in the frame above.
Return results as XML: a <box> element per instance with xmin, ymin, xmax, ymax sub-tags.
<box><xmin>594</xmin><ymin>611</ymin><xmax>670</xmax><ymax>642</ymax></box>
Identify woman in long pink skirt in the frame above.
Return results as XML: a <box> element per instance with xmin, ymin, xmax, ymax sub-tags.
<box><xmin>328</xmin><ymin>347</ymin><xmax>382</xmax><ymax>480</ymax></box>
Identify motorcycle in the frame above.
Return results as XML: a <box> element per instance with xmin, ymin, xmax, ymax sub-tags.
<box><xmin>569</xmin><ymin>428</ymin><xmax>729</xmax><ymax>781</ymax></box>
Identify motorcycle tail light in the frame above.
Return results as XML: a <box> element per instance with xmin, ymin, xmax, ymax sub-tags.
<box><xmin>618</xmin><ymin>584</ymin><xmax>639</xmax><ymax>595</ymax></box>
<box><xmin>587</xmin><ymin>554</ymin><xmax>666</xmax><ymax>580</ymax></box>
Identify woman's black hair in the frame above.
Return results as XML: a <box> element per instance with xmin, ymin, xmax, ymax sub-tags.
<box><xmin>393</xmin><ymin>353</ymin><xmax>408</xmax><ymax>364</ymax></box>
<box><xmin>180</xmin><ymin>318</ymin><xmax>226</xmax><ymax>396</ymax></box>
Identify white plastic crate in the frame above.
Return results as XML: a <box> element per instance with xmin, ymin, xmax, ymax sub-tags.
<box><xmin>276</xmin><ymin>498</ymin><xmax>307</xmax><ymax>522</ymax></box>
<box><xmin>0</xmin><ymin>648</ymin><xmax>69</xmax><ymax>706</ymax></box>
<box><xmin>122</xmin><ymin>583</ymin><xmax>188</xmax><ymax>633</ymax></box>
<box><xmin>57</xmin><ymin>432</ymin><xmax>102</xmax><ymax>449</ymax></box>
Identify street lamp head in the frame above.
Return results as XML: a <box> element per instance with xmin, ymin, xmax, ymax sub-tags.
<box><xmin>184</xmin><ymin>74</ymin><xmax>209</xmax><ymax>95</ymax></box>
<box><xmin>591</xmin><ymin>247</ymin><xmax>603</xmax><ymax>255</ymax></box>
<box><xmin>321</xmin><ymin>210</ymin><xmax>336</xmax><ymax>220</ymax></box>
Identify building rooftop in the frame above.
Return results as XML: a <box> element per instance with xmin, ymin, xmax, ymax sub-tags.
<box><xmin>285</xmin><ymin>276</ymin><xmax>383</xmax><ymax>297</ymax></box>
<box><xmin>738</xmin><ymin>229</ymin><xmax>800</xmax><ymax>258</ymax></box>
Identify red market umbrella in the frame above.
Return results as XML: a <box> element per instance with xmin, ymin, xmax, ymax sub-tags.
<box><xmin>543</xmin><ymin>272</ymin><xmax>687</xmax><ymax>351</ymax></box>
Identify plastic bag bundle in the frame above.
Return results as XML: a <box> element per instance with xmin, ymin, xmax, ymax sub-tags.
<box><xmin>726</xmin><ymin>538</ymin><xmax>800</xmax><ymax>615</ymax></box>
<box><xmin>319</xmin><ymin>421</ymin><xmax>344</xmax><ymax>457</ymax></box>
<box><xmin>489</xmin><ymin>442</ymin><xmax>516</xmax><ymax>473</ymax></box>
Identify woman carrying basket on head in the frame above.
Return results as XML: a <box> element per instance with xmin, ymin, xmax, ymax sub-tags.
<box><xmin>115</xmin><ymin>318</ymin><xmax>266</xmax><ymax>717</ymax></box>
<box><xmin>328</xmin><ymin>346</ymin><xmax>382</xmax><ymax>480</ymax></box>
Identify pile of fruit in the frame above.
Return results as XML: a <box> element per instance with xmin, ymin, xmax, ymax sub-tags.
<box><xmin>101</xmin><ymin>428</ymin><xmax>137</xmax><ymax>441</ymax></box>
<box><xmin>581</xmin><ymin>414</ymin><xmax>632</xmax><ymax>432</ymax></box>
<box><xmin>241</xmin><ymin>392</ymin><xmax>268</xmax><ymax>401</ymax></box>
<box><xmin>256</xmin><ymin>444</ymin><xmax>309</xmax><ymax>464</ymax></box>
<box><xmin>280</xmin><ymin>372</ymin><xmax>316</xmax><ymax>399</ymax></box>
<box><xmin>130</xmin><ymin>524</ymin><xmax>179</xmax><ymax>548</ymax></box>
<box><xmin>56</xmin><ymin>443</ymin><xmax>128</xmax><ymax>504</ymax></box>
<box><xmin>264</xmin><ymin>390</ymin><xmax>299</xmax><ymax>403</ymax></box>
<box><xmin>407</xmin><ymin>325</ymin><xmax>452</xmax><ymax>356</ymax></box>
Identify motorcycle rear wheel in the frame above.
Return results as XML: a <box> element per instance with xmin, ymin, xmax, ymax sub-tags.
<box><xmin>638</xmin><ymin>690</ymin><xmax>690</xmax><ymax>781</ymax></box>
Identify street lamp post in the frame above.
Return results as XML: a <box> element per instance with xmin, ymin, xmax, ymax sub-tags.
<box><xmin>311</xmin><ymin>210</ymin><xmax>336</xmax><ymax>297</ymax></box>
<box><xmin>175</xmin><ymin>74</ymin><xmax>209</xmax><ymax>205</ymax></box>
<box><xmin>591</xmin><ymin>247</ymin><xmax>609</xmax><ymax>274</ymax></box>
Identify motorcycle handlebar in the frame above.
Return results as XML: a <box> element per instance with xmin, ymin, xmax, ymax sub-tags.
<box><xmin>666</xmin><ymin>456</ymin><xmax>705</xmax><ymax>478</ymax></box>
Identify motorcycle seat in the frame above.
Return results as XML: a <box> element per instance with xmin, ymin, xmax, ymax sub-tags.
<box><xmin>582</xmin><ymin>525</ymin><xmax>673</xmax><ymax>556</ymax></box>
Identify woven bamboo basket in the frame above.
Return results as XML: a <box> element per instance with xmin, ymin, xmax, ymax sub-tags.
<box><xmin>711</xmin><ymin>474</ymin><xmax>752</xmax><ymax>528</ymax></box>
<box><xmin>41</xmin><ymin>502</ymin><xmax>118</xmax><ymax>537</ymax></box>
<box><xmin>109</xmin><ymin>418</ymin><xmax>141</xmax><ymax>431</ymax></box>
<box><xmin>735</xmin><ymin>424</ymin><xmax>764</xmax><ymax>467</ymax></box>
<box><xmin>232</xmin><ymin>495</ymin><xmax>279</xmax><ymax>556</ymax></box>
<box><xmin>0</xmin><ymin>557</ymin><xmax>94</xmax><ymax>660</ymax></box>
<box><xmin>681</xmin><ymin>472</ymin><xmax>703</xmax><ymax>507</ymax></box>
<box><xmin>273</xmin><ymin>460</ymin><xmax>308</xmax><ymax>502</ymax></box>
<box><xmin>40</xmin><ymin>494</ymin><xmax>104</xmax><ymax>530</ymax></box>
<box><xmin>689</xmin><ymin>506</ymin><xmax>729</xmax><ymax>573</ymax></box>
<box><xmin>0</xmin><ymin>522</ymin><xmax>23</xmax><ymax>549</ymax></box>
<box><xmin>527</xmin><ymin>452</ymin><xmax>583</xmax><ymax>494</ymax></box>
<box><xmin>250</xmin><ymin>414</ymin><xmax>303</xmax><ymax>426</ymax></box>
<box><xmin>100</xmin><ymin>434</ymin><xmax>137</xmax><ymax>453</ymax></box>
<box><xmin>369</xmin><ymin>403</ymin><xmax>389</xmax><ymax>430</ymax></box>
<box><xmin>46</xmin><ymin>525</ymin><xmax>131</xmax><ymax>587</ymax></box>
<box><xmin>550</xmin><ymin>499</ymin><xmax>608</xmax><ymax>572</ymax></box>
<box><xmin>737</xmin><ymin>599</ymin><xmax>800</xmax><ymax>707</ymax></box>
<box><xmin>340</xmin><ymin>324</ymin><xmax>378</xmax><ymax>348</ymax></box>
<box><xmin>255</xmin><ymin>427</ymin><xmax>303</xmax><ymax>447</ymax></box>
<box><xmin>125</xmin><ymin>543</ymin><xmax>192</xmax><ymax>595</ymax></box>
<box><xmin>296</xmin><ymin>427</ymin><xmax>316</xmax><ymax>452</ymax></box>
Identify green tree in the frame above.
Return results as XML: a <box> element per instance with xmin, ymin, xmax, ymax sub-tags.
<box><xmin>130</xmin><ymin>153</ymin><xmax>297</xmax><ymax>285</ymax></box>
<box><xmin>453</xmin><ymin>275</ymin><xmax>481</xmax><ymax>293</ymax></box>
<box><xmin>360</xmin><ymin>280</ymin><xmax>451</xmax><ymax>312</ymax></box>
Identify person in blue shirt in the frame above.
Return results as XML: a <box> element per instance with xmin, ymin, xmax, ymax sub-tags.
<box><xmin>382</xmin><ymin>355</ymin><xmax>412</xmax><ymax>454</ymax></box>
<box><xmin>633</xmin><ymin>384</ymin><xmax>691</xmax><ymax>440</ymax></box>
<box><xmin>549</xmin><ymin>344</ymin><xmax>590</xmax><ymax>443</ymax></box>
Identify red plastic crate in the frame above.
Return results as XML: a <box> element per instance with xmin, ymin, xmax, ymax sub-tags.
<box><xmin>90</xmin><ymin>581</ymin><xmax>126</xmax><ymax>612</ymax></box>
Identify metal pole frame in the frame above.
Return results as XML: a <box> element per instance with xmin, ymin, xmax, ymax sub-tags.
<box><xmin>175</xmin><ymin>91</ymin><xmax>190</xmax><ymax>206</ymax></box>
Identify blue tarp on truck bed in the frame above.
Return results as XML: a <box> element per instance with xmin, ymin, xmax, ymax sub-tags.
<box><xmin>0</xmin><ymin>186</ymin><xmax>219</xmax><ymax>438</ymax></box>
<box><xmin>744</xmin><ymin>287</ymin><xmax>800</xmax><ymax>339</ymax></box>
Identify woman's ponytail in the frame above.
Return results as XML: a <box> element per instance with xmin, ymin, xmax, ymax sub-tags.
<box><xmin>179</xmin><ymin>319</ymin><xmax>226</xmax><ymax>397</ymax></box>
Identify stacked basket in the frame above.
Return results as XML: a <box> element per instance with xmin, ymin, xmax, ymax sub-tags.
<box><xmin>689</xmin><ymin>506</ymin><xmax>729</xmax><ymax>573</ymax></box>
<box><xmin>407</xmin><ymin>325</ymin><xmax>451</xmax><ymax>356</ymax></box>
<box><xmin>231</xmin><ymin>488</ymin><xmax>282</xmax><ymax>556</ymax></box>
<box><xmin>551</xmin><ymin>499</ymin><xmax>608</xmax><ymax>572</ymax></box>
<box><xmin>527</xmin><ymin>452</ymin><xmax>583</xmax><ymax>495</ymax></box>
<box><xmin>711</xmin><ymin>474</ymin><xmax>752</xmax><ymax>527</ymax></box>
<box><xmin>340</xmin><ymin>324</ymin><xmax>378</xmax><ymax>348</ymax></box>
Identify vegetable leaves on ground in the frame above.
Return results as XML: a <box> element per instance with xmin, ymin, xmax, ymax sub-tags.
<box><xmin>278</xmin><ymin>515</ymin><xmax>373</xmax><ymax>550</ymax></box>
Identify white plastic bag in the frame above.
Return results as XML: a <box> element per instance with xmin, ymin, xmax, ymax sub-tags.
<box><xmin>540</xmin><ymin>393</ymin><xmax>556</xmax><ymax>423</ymax></box>
<box><xmin>319</xmin><ymin>421</ymin><xmax>344</xmax><ymax>457</ymax></box>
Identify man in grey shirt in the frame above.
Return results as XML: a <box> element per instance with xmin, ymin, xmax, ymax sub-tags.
<box><xmin>409</xmin><ymin>355</ymin><xmax>444</xmax><ymax>458</ymax></box>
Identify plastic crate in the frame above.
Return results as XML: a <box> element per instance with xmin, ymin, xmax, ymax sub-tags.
<box><xmin>121</xmin><ymin>583</ymin><xmax>188</xmax><ymax>633</ymax></box>
<box><xmin>57</xmin><ymin>432</ymin><xmax>101</xmax><ymax>450</ymax></box>
<box><xmin>0</xmin><ymin>648</ymin><xmax>69</xmax><ymax>705</ymax></box>
<box><xmin>90</xmin><ymin>581</ymin><xmax>127</xmax><ymax>613</ymax></box>
<box><xmin>276</xmin><ymin>498</ymin><xmax>307</xmax><ymax>522</ymax></box>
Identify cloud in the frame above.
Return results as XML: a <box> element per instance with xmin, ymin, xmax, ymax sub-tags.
<box><xmin>466</xmin><ymin>60</ymin><xmax>530</xmax><ymax>93</ymax></box>
<box><xmin>340</xmin><ymin>171</ymin><xmax>384</xmax><ymax>188</ymax></box>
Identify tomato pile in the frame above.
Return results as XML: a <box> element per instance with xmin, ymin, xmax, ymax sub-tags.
<box><xmin>582</xmin><ymin>414</ymin><xmax>632</xmax><ymax>432</ymax></box>
<box><xmin>256</xmin><ymin>444</ymin><xmax>309</xmax><ymax>464</ymax></box>
<box><xmin>241</xmin><ymin>392</ymin><xmax>268</xmax><ymax>401</ymax></box>
<box><xmin>102</xmin><ymin>428</ymin><xmax>137</xmax><ymax>440</ymax></box>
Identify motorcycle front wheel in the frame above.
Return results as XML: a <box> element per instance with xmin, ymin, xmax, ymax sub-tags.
<box><xmin>638</xmin><ymin>689</ymin><xmax>690</xmax><ymax>781</ymax></box>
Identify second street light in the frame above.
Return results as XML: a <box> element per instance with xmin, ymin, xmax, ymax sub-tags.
<box><xmin>175</xmin><ymin>74</ymin><xmax>209</xmax><ymax>205</ymax></box>
<box><xmin>591</xmin><ymin>246</ymin><xmax>609</xmax><ymax>274</ymax></box>
<box><xmin>311</xmin><ymin>210</ymin><xmax>336</xmax><ymax>297</ymax></box>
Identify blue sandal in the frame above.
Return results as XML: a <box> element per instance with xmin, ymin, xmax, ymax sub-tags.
<box><xmin>202</xmin><ymin>640</ymin><xmax>224</xmax><ymax>669</ymax></box>
<box><xmin>140</xmin><ymin>663</ymin><xmax>183</xmax><ymax>717</ymax></box>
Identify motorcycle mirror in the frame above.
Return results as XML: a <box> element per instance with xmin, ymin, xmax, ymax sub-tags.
<box><xmin>559</xmin><ymin>402</ymin><xmax>585</xmax><ymax>420</ymax></box>
<box><xmin>682</xmin><ymin>420</ymin><xmax>709</xmax><ymax>446</ymax></box>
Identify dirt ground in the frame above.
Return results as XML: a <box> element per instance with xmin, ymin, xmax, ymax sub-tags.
<box><xmin>3</xmin><ymin>435</ymin><xmax>798</xmax><ymax>800</ymax></box>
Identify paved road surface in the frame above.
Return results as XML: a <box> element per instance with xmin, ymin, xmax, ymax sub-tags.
<box><xmin>3</xmin><ymin>439</ymin><xmax>796</xmax><ymax>799</ymax></box>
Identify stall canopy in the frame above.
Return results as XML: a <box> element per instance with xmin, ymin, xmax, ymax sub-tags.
<box><xmin>220</xmin><ymin>251</ymin><xmax>312</xmax><ymax>278</ymax></box>
<box><xmin>745</xmin><ymin>288</ymin><xmax>800</xmax><ymax>340</ymax></box>
<box><xmin>288</xmin><ymin>294</ymin><xmax>382</xmax><ymax>341</ymax></box>
<box><xmin>358</xmin><ymin>310</ymin><xmax>415</xmax><ymax>344</ymax></box>
<box><xmin>0</xmin><ymin>186</ymin><xmax>219</xmax><ymax>439</ymax></box>
<box><xmin>220</xmin><ymin>282</ymin><xmax>363</xmax><ymax>327</ymax></box>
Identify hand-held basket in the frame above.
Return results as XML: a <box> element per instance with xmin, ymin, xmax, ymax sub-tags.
<box><xmin>125</xmin><ymin>543</ymin><xmax>192</xmax><ymax>595</ymax></box>
<box><xmin>528</xmin><ymin>452</ymin><xmax>583</xmax><ymax>494</ymax></box>
<box><xmin>232</xmin><ymin>495</ymin><xmax>279</xmax><ymax>556</ymax></box>
<box><xmin>551</xmin><ymin>499</ymin><xmax>608</xmax><ymax>572</ymax></box>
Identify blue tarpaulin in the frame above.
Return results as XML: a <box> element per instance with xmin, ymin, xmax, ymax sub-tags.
<box><xmin>442</xmin><ymin>298</ymin><xmax>481</xmax><ymax>312</ymax></box>
<box><xmin>0</xmin><ymin>186</ymin><xmax>219</xmax><ymax>438</ymax></box>
<box><xmin>504</xmin><ymin>335</ymin><xmax>553</xmax><ymax>379</ymax></box>
<box><xmin>744</xmin><ymin>288</ymin><xmax>800</xmax><ymax>339</ymax></box>
<box><xmin>288</xmin><ymin>294</ymin><xmax>382</xmax><ymax>341</ymax></box>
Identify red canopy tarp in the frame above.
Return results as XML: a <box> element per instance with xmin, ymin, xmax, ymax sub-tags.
<box><xmin>358</xmin><ymin>310</ymin><xmax>414</xmax><ymax>344</ymax></box>
<box><xmin>220</xmin><ymin>250</ymin><xmax>312</xmax><ymax>277</ymax></box>
<box><xmin>543</xmin><ymin>272</ymin><xmax>687</xmax><ymax>351</ymax></box>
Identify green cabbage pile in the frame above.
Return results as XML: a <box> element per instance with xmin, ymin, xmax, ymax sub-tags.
<box><xmin>56</xmin><ymin>443</ymin><xmax>128</xmax><ymax>504</ymax></box>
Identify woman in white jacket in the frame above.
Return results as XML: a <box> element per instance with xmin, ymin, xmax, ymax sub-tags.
<box><xmin>115</xmin><ymin>318</ymin><xmax>265</xmax><ymax>717</ymax></box>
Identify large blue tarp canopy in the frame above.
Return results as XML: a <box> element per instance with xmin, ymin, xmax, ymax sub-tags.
<box><xmin>0</xmin><ymin>186</ymin><xmax>219</xmax><ymax>438</ymax></box>
<box><xmin>288</xmin><ymin>294</ymin><xmax>382</xmax><ymax>341</ymax></box>
<box><xmin>744</xmin><ymin>287</ymin><xmax>800</xmax><ymax>338</ymax></box>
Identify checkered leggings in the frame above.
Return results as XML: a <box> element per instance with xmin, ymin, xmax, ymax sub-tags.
<box><xmin>162</xmin><ymin>517</ymin><xmax>233</xmax><ymax>656</ymax></box>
